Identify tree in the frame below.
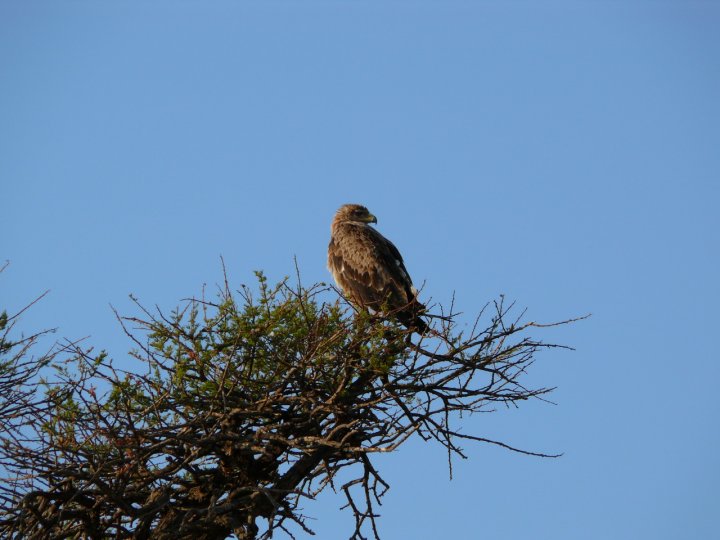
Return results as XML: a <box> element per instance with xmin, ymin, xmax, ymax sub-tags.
<box><xmin>0</xmin><ymin>269</ymin><xmax>578</xmax><ymax>539</ymax></box>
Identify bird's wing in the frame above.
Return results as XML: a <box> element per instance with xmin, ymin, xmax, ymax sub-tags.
<box><xmin>364</xmin><ymin>226</ymin><xmax>418</xmax><ymax>299</ymax></box>
<box><xmin>328</xmin><ymin>224</ymin><xmax>417</xmax><ymax>309</ymax></box>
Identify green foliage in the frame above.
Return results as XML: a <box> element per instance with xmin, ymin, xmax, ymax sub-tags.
<box><xmin>10</xmin><ymin>272</ymin><xmax>414</xmax><ymax>537</ymax></box>
<box><xmin>130</xmin><ymin>272</ymin><xmax>366</xmax><ymax>411</ymax></box>
<box><xmin>0</xmin><ymin>310</ymin><xmax>11</xmax><ymax>357</ymax></box>
<box><xmin>1</xmin><ymin>269</ymin><xmax>570</xmax><ymax>540</ymax></box>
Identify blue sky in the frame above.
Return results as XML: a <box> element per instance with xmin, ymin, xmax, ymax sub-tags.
<box><xmin>2</xmin><ymin>2</ymin><xmax>719</xmax><ymax>539</ymax></box>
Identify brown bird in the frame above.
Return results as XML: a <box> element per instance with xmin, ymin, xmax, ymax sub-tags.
<box><xmin>327</xmin><ymin>204</ymin><xmax>428</xmax><ymax>334</ymax></box>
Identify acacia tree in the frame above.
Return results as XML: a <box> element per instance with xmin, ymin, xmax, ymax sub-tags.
<box><xmin>0</xmin><ymin>269</ymin><xmax>578</xmax><ymax>539</ymax></box>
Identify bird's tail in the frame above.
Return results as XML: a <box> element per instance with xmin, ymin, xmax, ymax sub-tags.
<box><xmin>397</xmin><ymin>302</ymin><xmax>429</xmax><ymax>335</ymax></box>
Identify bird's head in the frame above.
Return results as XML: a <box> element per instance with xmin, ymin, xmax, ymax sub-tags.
<box><xmin>336</xmin><ymin>204</ymin><xmax>377</xmax><ymax>225</ymax></box>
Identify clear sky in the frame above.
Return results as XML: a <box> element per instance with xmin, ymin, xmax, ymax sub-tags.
<box><xmin>2</xmin><ymin>2</ymin><xmax>719</xmax><ymax>539</ymax></box>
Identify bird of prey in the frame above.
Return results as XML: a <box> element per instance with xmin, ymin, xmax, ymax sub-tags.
<box><xmin>327</xmin><ymin>204</ymin><xmax>428</xmax><ymax>334</ymax></box>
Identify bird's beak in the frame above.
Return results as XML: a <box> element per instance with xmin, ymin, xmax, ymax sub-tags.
<box><xmin>367</xmin><ymin>214</ymin><xmax>377</xmax><ymax>224</ymax></box>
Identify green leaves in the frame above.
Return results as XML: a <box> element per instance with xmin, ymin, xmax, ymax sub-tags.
<box><xmin>0</xmin><ymin>310</ymin><xmax>10</xmax><ymax>356</ymax></box>
<box><xmin>1</xmin><ymin>268</ymin><xmax>569</xmax><ymax>540</ymax></box>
